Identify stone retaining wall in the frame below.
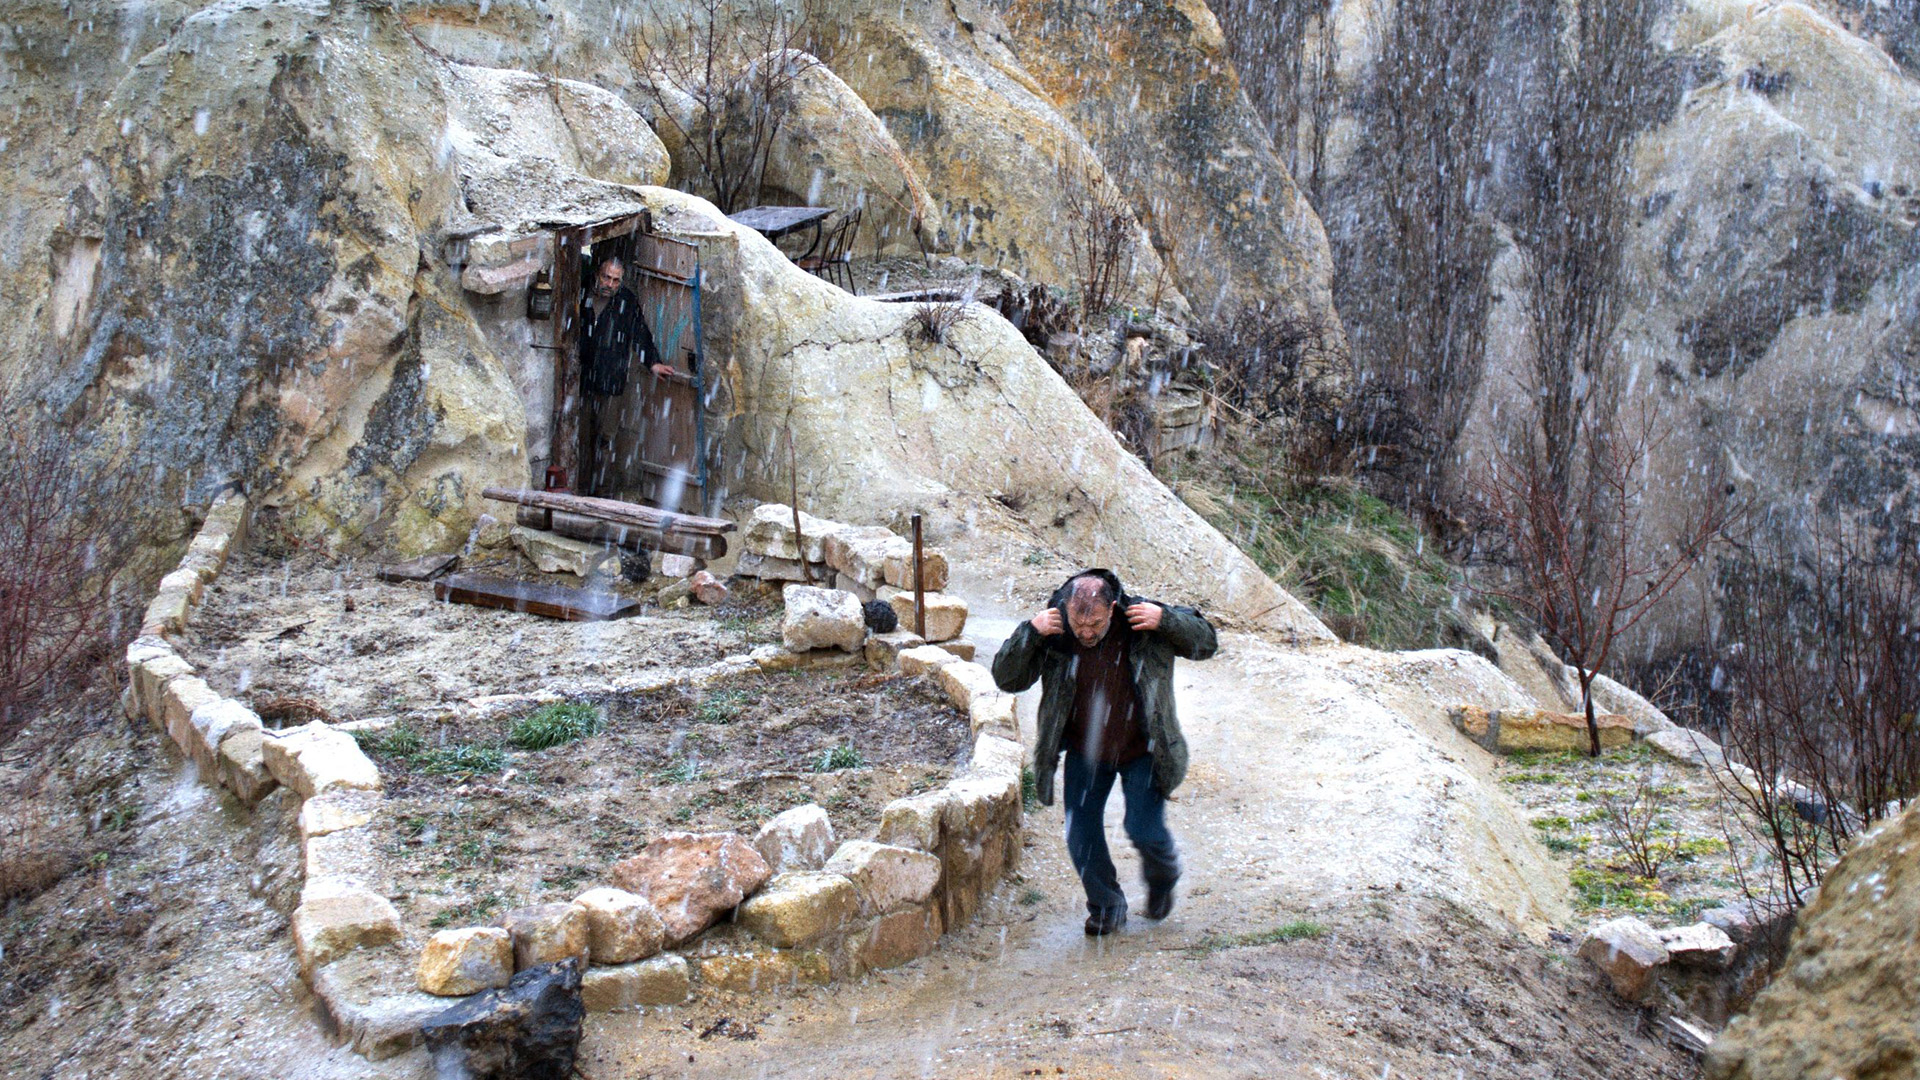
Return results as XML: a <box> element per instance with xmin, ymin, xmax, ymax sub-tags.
<box><xmin>122</xmin><ymin>505</ymin><xmax>1028</xmax><ymax>1062</ymax></box>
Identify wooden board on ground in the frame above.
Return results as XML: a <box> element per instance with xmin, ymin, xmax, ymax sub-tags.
<box><xmin>376</xmin><ymin>553</ymin><xmax>459</xmax><ymax>582</ymax></box>
<box><xmin>433</xmin><ymin>573</ymin><xmax>642</xmax><ymax>622</ymax></box>
<box><xmin>513</xmin><ymin>507</ymin><xmax>728</xmax><ymax>560</ymax></box>
<box><xmin>482</xmin><ymin>488</ymin><xmax>733</xmax><ymax>535</ymax></box>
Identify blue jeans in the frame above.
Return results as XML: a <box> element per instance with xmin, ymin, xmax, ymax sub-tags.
<box><xmin>1063</xmin><ymin>751</ymin><xmax>1180</xmax><ymax>918</ymax></box>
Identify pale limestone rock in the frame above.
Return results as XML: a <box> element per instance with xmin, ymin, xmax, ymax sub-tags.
<box><xmin>417</xmin><ymin>926</ymin><xmax>514</xmax><ymax>996</ymax></box>
<box><xmin>968</xmin><ymin>693</ymin><xmax>1017</xmax><ymax>735</ymax></box>
<box><xmin>581</xmin><ymin>955</ymin><xmax>691</xmax><ymax>1012</ymax></box>
<box><xmin>736</xmin><ymin>552</ymin><xmax>830</xmax><ymax>583</ymax></box>
<box><xmin>311</xmin><ymin>953</ymin><xmax>447</xmax><ymax>1061</ymax></box>
<box><xmin>781</xmin><ymin>584</ymin><xmax>867</xmax><ymax>653</ymax></box>
<box><xmin>1705</xmin><ymin>804</ymin><xmax>1920</xmax><ymax>1080</ymax></box>
<box><xmin>880</xmin><ymin>548</ymin><xmax>950</xmax><ymax>592</ymax></box>
<box><xmin>933</xmin><ymin>661</ymin><xmax>999</xmax><ymax>712</ymax></box>
<box><xmin>935</xmin><ymin>640</ymin><xmax>976</xmax><ymax>662</ymax></box>
<box><xmin>1659</xmin><ymin>923</ymin><xmax>1737</xmax><ymax>970</ymax></box>
<box><xmin>942</xmin><ymin>775</ymin><xmax>1021</xmax><ymax>839</ymax></box>
<box><xmin>658</xmin><ymin>553</ymin><xmax>700</xmax><ymax>578</ymax></box>
<box><xmin>966</xmin><ymin>732</ymin><xmax>1024</xmax><ymax>780</ymax></box>
<box><xmin>262</xmin><ymin>722</ymin><xmax>382</xmax><ymax>798</ymax></box>
<box><xmin>187</xmin><ymin>698</ymin><xmax>260</xmax><ymax>772</ymax></box>
<box><xmin>858</xmin><ymin>903</ymin><xmax>943</xmax><ymax>970</ymax></box>
<box><xmin>299</xmin><ymin>790</ymin><xmax>381</xmax><ymax>841</ymax></box>
<box><xmin>754</xmin><ymin>58</ymin><xmax>940</xmax><ymax>259</ymax></box>
<box><xmin>876</xmin><ymin>790</ymin><xmax>953</xmax><ymax>852</ymax></box>
<box><xmin>511</xmin><ymin>525</ymin><xmax>615</xmax><ymax>578</ymax></box>
<box><xmin>216</xmin><ymin>727</ymin><xmax>276</xmax><ymax>805</ymax></box>
<box><xmin>161</xmin><ymin>676</ymin><xmax>221</xmax><ymax>755</ymax></box>
<box><xmin>141</xmin><ymin>581</ymin><xmax>193</xmax><ymax>637</ymax></box>
<box><xmin>695</xmin><ymin>948</ymin><xmax>830</xmax><ymax>993</ymax></box>
<box><xmin>502</xmin><ymin>902</ymin><xmax>590</xmax><ymax>970</ymax></box>
<box><xmin>472</xmin><ymin>513</ymin><xmax>513</xmax><ymax>549</ymax></box>
<box><xmin>897</xmin><ymin>645</ymin><xmax>953</xmax><ymax>678</ymax></box>
<box><xmin>822</xmin><ymin>526</ymin><xmax>911</xmax><ymax>591</ymax></box>
<box><xmin>743</xmin><ymin>503</ymin><xmax>844</xmax><ymax>562</ymax></box>
<box><xmin>834</xmin><ymin>572</ymin><xmax>877</xmax><ymax>603</ymax></box>
<box><xmin>305</xmin><ymin>825</ymin><xmax>382</xmax><ymax>884</ymax></box>
<box><xmin>574</xmin><ymin>887</ymin><xmax>666</xmax><ymax>965</ymax></box>
<box><xmin>753</xmin><ymin>804</ymin><xmax>836</xmax><ymax>876</ymax></box>
<box><xmin>822</xmin><ymin>840</ymin><xmax>943</xmax><ymax>916</ymax></box>
<box><xmin>292</xmin><ymin>879</ymin><xmax>402</xmax><ymax>976</ymax></box>
<box><xmin>550</xmin><ymin>76</ymin><xmax>672</xmax><ymax>186</ymax></box>
<box><xmin>610</xmin><ymin>832</ymin><xmax>772</xmax><ymax>945</ymax></box>
<box><xmin>878</xmin><ymin>586</ymin><xmax>968</xmax><ymax>642</ymax></box>
<box><xmin>1580</xmin><ymin>917</ymin><xmax>1670</xmax><ymax>1002</ymax></box>
<box><xmin>131</xmin><ymin>651</ymin><xmax>192</xmax><ymax>730</ymax></box>
<box><xmin>1451</xmin><ymin>706</ymin><xmax>1635</xmax><ymax>755</ymax></box>
<box><xmin>864</xmin><ymin>629</ymin><xmax>926</xmax><ymax>671</ymax></box>
<box><xmin>735</xmin><ymin>871</ymin><xmax>860</xmax><ymax>948</ymax></box>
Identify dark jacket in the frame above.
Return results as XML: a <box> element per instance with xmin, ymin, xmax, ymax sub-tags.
<box><xmin>579</xmin><ymin>286</ymin><xmax>658</xmax><ymax>397</ymax></box>
<box><xmin>991</xmin><ymin>569</ymin><xmax>1218</xmax><ymax>805</ymax></box>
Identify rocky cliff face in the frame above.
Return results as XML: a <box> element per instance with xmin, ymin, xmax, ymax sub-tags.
<box><xmin>0</xmin><ymin>0</ymin><xmax>1342</xmax><ymax>624</ymax></box>
<box><xmin>1220</xmin><ymin>0</ymin><xmax>1920</xmax><ymax>658</ymax></box>
<box><xmin>1704</xmin><ymin>802</ymin><xmax>1920</xmax><ymax>1079</ymax></box>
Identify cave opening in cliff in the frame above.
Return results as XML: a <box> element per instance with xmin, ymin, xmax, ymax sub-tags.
<box><xmin>543</xmin><ymin>211</ymin><xmax>712</xmax><ymax>518</ymax></box>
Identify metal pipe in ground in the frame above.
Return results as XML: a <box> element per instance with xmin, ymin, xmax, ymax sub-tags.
<box><xmin>912</xmin><ymin>513</ymin><xmax>926</xmax><ymax>639</ymax></box>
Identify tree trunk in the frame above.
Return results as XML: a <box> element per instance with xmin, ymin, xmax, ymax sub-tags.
<box><xmin>1581</xmin><ymin>670</ymin><xmax>1601</xmax><ymax>758</ymax></box>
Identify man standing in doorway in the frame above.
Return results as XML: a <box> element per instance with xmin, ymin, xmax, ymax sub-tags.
<box><xmin>992</xmin><ymin>569</ymin><xmax>1218</xmax><ymax>935</ymax></box>
<box><xmin>578</xmin><ymin>256</ymin><xmax>669</xmax><ymax>493</ymax></box>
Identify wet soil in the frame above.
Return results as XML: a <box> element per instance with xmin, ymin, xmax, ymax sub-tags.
<box><xmin>364</xmin><ymin>669</ymin><xmax>971</xmax><ymax>926</ymax></box>
<box><xmin>179</xmin><ymin>550</ymin><xmax>766</xmax><ymax>724</ymax></box>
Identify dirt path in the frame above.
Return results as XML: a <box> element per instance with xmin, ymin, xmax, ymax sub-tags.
<box><xmin>574</xmin><ymin>608</ymin><xmax>1689</xmax><ymax>1079</ymax></box>
<box><xmin>2</xmin><ymin>572</ymin><xmax>1692</xmax><ymax>1079</ymax></box>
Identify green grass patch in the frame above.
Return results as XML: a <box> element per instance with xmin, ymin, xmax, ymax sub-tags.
<box><xmin>1163</xmin><ymin>457</ymin><xmax>1464</xmax><ymax>651</ymax></box>
<box><xmin>1191</xmin><ymin>920</ymin><xmax>1328</xmax><ymax>954</ymax></box>
<box><xmin>1543</xmin><ymin>835</ymin><xmax>1591</xmax><ymax>854</ymax></box>
<box><xmin>1018</xmin><ymin>886</ymin><xmax>1046</xmax><ymax>906</ymax></box>
<box><xmin>418</xmin><ymin>743</ymin><xmax>507</xmax><ymax>776</ymax></box>
<box><xmin>696</xmin><ymin>689</ymin><xmax>754</xmax><ymax>725</ymax></box>
<box><xmin>1503</xmin><ymin>771</ymin><xmax>1563</xmax><ymax>785</ymax></box>
<box><xmin>815</xmin><ymin>743</ymin><xmax>864</xmax><ymax>772</ymax></box>
<box><xmin>1531</xmin><ymin>815</ymin><xmax>1572</xmax><ymax>831</ymax></box>
<box><xmin>1570</xmin><ymin>867</ymin><xmax>1670</xmax><ymax>913</ymax></box>
<box><xmin>508</xmin><ymin>702</ymin><xmax>604</xmax><ymax>750</ymax></box>
<box><xmin>1675</xmin><ymin>836</ymin><xmax>1728</xmax><ymax>859</ymax></box>
<box><xmin>354</xmin><ymin>725</ymin><xmax>424</xmax><ymax>758</ymax></box>
<box><xmin>1021</xmin><ymin>765</ymin><xmax>1040</xmax><ymax>813</ymax></box>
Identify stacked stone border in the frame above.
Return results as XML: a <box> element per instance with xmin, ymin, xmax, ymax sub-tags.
<box><xmin>121</xmin><ymin>498</ymin><xmax>1026</xmax><ymax>1061</ymax></box>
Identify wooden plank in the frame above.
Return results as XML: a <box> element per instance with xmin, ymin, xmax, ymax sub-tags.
<box><xmin>513</xmin><ymin>508</ymin><xmax>729</xmax><ymax>560</ymax></box>
<box><xmin>433</xmin><ymin>573</ymin><xmax>642</xmax><ymax>622</ymax></box>
<box><xmin>483</xmin><ymin>487</ymin><xmax>734</xmax><ymax>535</ymax></box>
<box><xmin>375</xmin><ymin>553</ymin><xmax>459</xmax><ymax>582</ymax></box>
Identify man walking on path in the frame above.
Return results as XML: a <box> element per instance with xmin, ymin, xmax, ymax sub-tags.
<box><xmin>992</xmin><ymin>569</ymin><xmax>1218</xmax><ymax>935</ymax></box>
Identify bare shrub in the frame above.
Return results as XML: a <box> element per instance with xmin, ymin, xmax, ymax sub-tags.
<box><xmin>1215</xmin><ymin>0</ymin><xmax>1339</xmax><ymax>205</ymax></box>
<box><xmin>633</xmin><ymin>0</ymin><xmax>824</xmax><ymax>214</ymax></box>
<box><xmin>1063</xmin><ymin>166</ymin><xmax>1138</xmax><ymax>326</ymax></box>
<box><xmin>909</xmin><ymin>296</ymin><xmax>971</xmax><ymax>347</ymax></box>
<box><xmin>0</xmin><ymin>397</ymin><xmax>141</xmax><ymax>747</ymax></box>
<box><xmin>1598</xmin><ymin>768</ymin><xmax>1677</xmax><ymax>882</ymax></box>
<box><xmin>1475</xmin><ymin>409</ymin><xmax>1733</xmax><ymax>756</ymax></box>
<box><xmin>1203</xmin><ymin>304</ymin><xmax>1353</xmax><ymax>490</ymax></box>
<box><xmin>1717</xmin><ymin>520</ymin><xmax>1920</xmax><ymax>904</ymax></box>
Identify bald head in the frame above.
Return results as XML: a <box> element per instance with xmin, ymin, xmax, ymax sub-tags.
<box><xmin>1066</xmin><ymin>574</ymin><xmax>1118</xmax><ymax>647</ymax></box>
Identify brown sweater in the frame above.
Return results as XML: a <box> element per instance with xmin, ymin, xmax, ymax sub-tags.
<box><xmin>1063</xmin><ymin>629</ymin><xmax>1148</xmax><ymax>765</ymax></box>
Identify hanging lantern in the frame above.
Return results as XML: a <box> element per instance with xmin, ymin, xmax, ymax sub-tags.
<box><xmin>527</xmin><ymin>268</ymin><xmax>554</xmax><ymax>320</ymax></box>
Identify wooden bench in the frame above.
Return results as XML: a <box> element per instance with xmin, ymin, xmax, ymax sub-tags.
<box><xmin>482</xmin><ymin>488</ymin><xmax>734</xmax><ymax>560</ymax></box>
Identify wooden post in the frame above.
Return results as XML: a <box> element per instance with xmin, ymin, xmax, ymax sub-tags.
<box><xmin>912</xmin><ymin>513</ymin><xmax>926</xmax><ymax>639</ymax></box>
